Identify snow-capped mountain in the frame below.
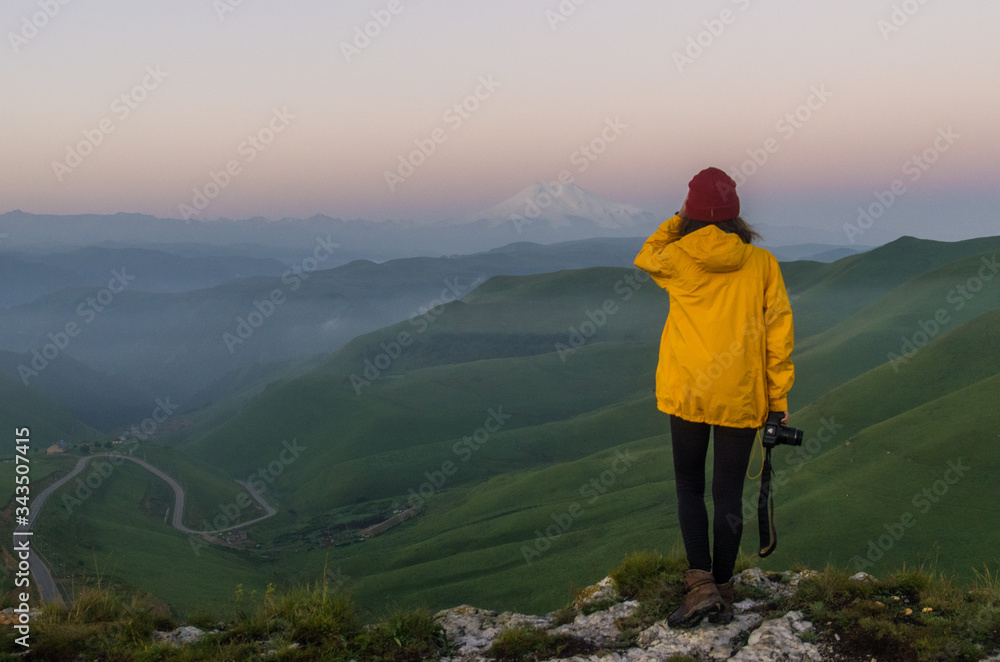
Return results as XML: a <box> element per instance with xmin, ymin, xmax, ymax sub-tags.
<box><xmin>454</xmin><ymin>183</ymin><xmax>659</xmax><ymax>230</ymax></box>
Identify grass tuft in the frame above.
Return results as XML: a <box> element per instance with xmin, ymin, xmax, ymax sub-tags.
<box><xmin>487</xmin><ymin>625</ymin><xmax>594</xmax><ymax>662</ymax></box>
<box><xmin>609</xmin><ymin>550</ymin><xmax>686</xmax><ymax>602</ymax></box>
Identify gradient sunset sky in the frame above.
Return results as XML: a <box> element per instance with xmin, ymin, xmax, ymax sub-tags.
<box><xmin>2</xmin><ymin>0</ymin><xmax>998</xmax><ymax>241</ymax></box>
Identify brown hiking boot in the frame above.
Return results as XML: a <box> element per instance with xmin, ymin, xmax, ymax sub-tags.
<box><xmin>667</xmin><ymin>569</ymin><xmax>723</xmax><ymax>628</ymax></box>
<box><xmin>708</xmin><ymin>579</ymin><xmax>734</xmax><ymax>624</ymax></box>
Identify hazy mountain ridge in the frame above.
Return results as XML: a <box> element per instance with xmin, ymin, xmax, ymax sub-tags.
<box><xmin>0</xmin><ymin>239</ymin><xmax>665</xmax><ymax>430</ymax></box>
<box><xmin>0</xmin><ymin>247</ymin><xmax>288</xmax><ymax>308</ymax></box>
<box><xmin>1</xmin><ymin>184</ymin><xmax>869</xmax><ymax>262</ymax></box>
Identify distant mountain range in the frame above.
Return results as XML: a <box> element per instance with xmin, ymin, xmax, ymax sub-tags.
<box><xmin>0</xmin><ymin>185</ymin><xmax>875</xmax><ymax>262</ymax></box>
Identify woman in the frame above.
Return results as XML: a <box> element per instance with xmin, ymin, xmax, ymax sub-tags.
<box><xmin>634</xmin><ymin>167</ymin><xmax>794</xmax><ymax>628</ymax></box>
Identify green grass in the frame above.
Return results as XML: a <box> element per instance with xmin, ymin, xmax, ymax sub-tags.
<box><xmin>767</xmin><ymin>371</ymin><xmax>1000</xmax><ymax>581</ymax></box>
<box><xmin>138</xmin><ymin>444</ymin><xmax>266</xmax><ymax>531</ymax></box>
<box><xmin>785</xmin><ymin>234</ymin><xmax>1000</xmax><ymax>340</ymax></box>
<box><xmin>0</xmin><ymin>452</ymin><xmax>78</xmax><ymax>505</ymax></box>
<box><xmin>0</xmin><ymin>579</ymin><xmax>447</xmax><ymax>662</ymax></box>
<box><xmin>789</xmin><ymin>565</ymin><xmax>1000</xmax><ymax>661</ymax></box>
<box><xmin>26</xmin><ymin>462</ymin><xmax>282</xmax><ymax>616</ymax></box>
<box><xmin>0</xmin><ymin>582</ymin><xmax>173</xmax><ymax>661</ymax></box>
<box><xmin>2</xmin><ymin>551</ymin><xmax>998</xmax><ymax>661</ymax></box>
<box><xmin>487</xmin><ymin>625</ymin><xmax>594</xmax><ymax>662</ymax></box>
<box><xmin>789</xmin><ymin>308</ymin><xmax>1000</xmax><ymax>444</ymax></box>
<box><xmin>792</xmin><ymin>249</ymin><xmax>1000</xmax><ymax>407</ymax></box>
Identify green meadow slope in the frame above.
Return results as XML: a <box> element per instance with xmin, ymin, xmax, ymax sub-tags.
<box><xmin>770</xmin><ymin>371</ymin><xmax>1000</xmax><ymax>578</ymax></box>
<box><xmin>186</xmin><ymin>267</ymin><xmax>669</xmax><ymax>515</ymax></box>
<box><xmin>791</xmin><ymin>249</ymin><xmax>1000</xmax><ymax>406</ymax></box>
<box><xmin>25</xmin><ymin>236</ymin><xmax>1000</xmax><ymax>617</ymax></box>
<box><xmin>783</xmin><ymin>235</ymin><xmax>1000</xmax><ymax>339</ymax></box>
<box><xmin>0</xmin><ymin>370</ymin><xmax>95</xmax><ymax>451</ymax></box>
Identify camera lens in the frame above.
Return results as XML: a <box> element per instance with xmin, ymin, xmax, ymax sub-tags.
<box><xmin>779</xmin><ymin>426</ymin><xmax>803</xmax><ymax>446</ymax></box>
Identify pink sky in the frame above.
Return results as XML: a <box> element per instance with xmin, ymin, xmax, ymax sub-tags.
<box><xmin>2</xmin><ymin>0</ymin><xmax>998</xmax><ymax>239</ymax></box>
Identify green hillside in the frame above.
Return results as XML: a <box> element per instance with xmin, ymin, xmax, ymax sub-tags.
<box><xmin>186</xmin><ymin>267</ymin><xmax>668</xmax><ymax>509</ymax></box>
<box><xmin>27</xmin><ymin>238</ymin><xmax>1000</xmax><ymax>618</ymax></box>
<box><xmin>785</xmin><ymin>235</ymin><xmax>1000</xmax><ymax>340</ymax></box>
<box><xmin>31</xmin><ymin>461</ymin><xmax>283</xmax><ymax>616</ymax></box>
<box><xmin>791</xmin><ymin>249</ymin><xmax>1000</xmax><ymax>406</ymax></box>
<box><xmin>0</xmin><ymin>370</ymin><xmax>95</xmax><ymax>451</ymax></box>
<box><xmin>790</xmin><ymin>308</ymin><xmax>1000</xmax><ymax>442</ymax></box>
<box><xmin>771</xmin><ymin>372</ymin><xmax>1000</xmax><ymax>578</ymax></box>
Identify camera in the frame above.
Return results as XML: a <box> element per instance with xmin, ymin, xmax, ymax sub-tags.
<box><xmin>761</xmin><ymin>412</ymin><xmax>803</xmax><ymax>448</ymax></box>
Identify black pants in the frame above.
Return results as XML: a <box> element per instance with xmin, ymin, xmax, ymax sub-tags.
<box><xmin>669</xmin><ymin>415</ymin><xmax>757</xmax><ymax>584</ymax></box>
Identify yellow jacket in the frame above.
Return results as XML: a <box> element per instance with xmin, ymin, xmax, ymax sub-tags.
<box><xmin>634</xmin><ymin>215</ymin><xmax>794</xmax><ymax>428</ymax></box>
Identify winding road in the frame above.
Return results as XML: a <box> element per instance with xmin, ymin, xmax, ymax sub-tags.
<box><xmin>14</xmin><ymin>453</ymin><xmax>277</xmax><ymax>604</ymax></box>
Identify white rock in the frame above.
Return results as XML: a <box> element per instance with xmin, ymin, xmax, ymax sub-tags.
<box><xmin>551</xmin><ymin>600</ymin><xmax>639</xmax><ymax>645</ymax></box>
<box><xmin>850</xmin><ymin>572</ymin><xmax>876</xmax><ymax>583</ymax></box>
<box><xmin>733</xmin><ymin>567</ymin><xmax>813</xmax><ymax>600</ymax></box>
<box><xmin>730</xmin><ymin>611</ymin><xmax>821</xmax><ymax>662</ymax></box>
<box><xmin>153</xmin><ymin>625</ymin><xmax>206</xmax><ymax>647</ymax></box>
<box><xmin>435</xmin><ymin>605</ymin><xmax>551</xmax><ymax>660</ymax></box>
<box><xmin>572</xmin><ymin>576</ymin><xmax>620</xmax><ymax>610</ymax></box>
<box><xmin>636</xmin><ymin>613</ymin><xmax>764</xmax><ymax>661</ymax></box>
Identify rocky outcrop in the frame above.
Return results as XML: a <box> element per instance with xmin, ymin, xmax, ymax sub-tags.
<box><xmin>153</xmin><ymin>625</ymin><xmax>207</xmax><ymax>647</ymax></box>
<box><xmin>437</xmin><ymin>569</ymin><xmax>825</xmax><ymax>662</ymax></box>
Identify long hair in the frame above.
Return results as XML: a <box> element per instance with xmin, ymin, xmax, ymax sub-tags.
<box><xmin>679</xmin><ymin>215</ymin><xmax>762</xmax><ymax>245</ymax></box>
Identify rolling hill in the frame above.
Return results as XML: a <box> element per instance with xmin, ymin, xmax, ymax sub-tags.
<box><xmin>15</xmin><ymin>234</ymin><xmax>1000</xmax><ymax>620</ymax></box>
<box><xmin>0</xmin><ymin>239</ymin><xmax>658</xmax><ymax>429</ymax></box>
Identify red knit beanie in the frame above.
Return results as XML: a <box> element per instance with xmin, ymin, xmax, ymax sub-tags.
<box><xmin>685</xmin><ymin>167</ymin><xmax>740</xmax><ymax>223</ymax></box>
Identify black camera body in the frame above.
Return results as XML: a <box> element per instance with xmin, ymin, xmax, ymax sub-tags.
<box><xmin>761</xmin><ymin>412</ymin><xmax>803</xmax><ymax>448</ymax></box>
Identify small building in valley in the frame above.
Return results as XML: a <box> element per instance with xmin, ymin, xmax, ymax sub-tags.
<box><xmin>46</xmin><ymin>440</ymin><xmax>69</xmax><ymax>455</ymax></box>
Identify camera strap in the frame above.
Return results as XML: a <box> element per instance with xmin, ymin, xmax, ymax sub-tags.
<box><xmin>757</xmin><ymin>445</ymin><xmax>777</xmax><ymax>557</ymax></box>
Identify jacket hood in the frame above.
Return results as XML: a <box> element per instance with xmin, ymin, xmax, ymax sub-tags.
<box><xmin>675</xmin><ymin>226</ymin><xmax>752</xmax><ymax>273</ymax></box>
